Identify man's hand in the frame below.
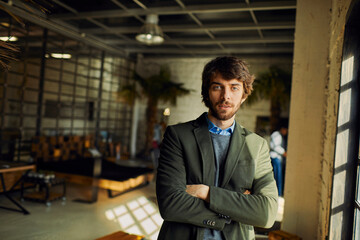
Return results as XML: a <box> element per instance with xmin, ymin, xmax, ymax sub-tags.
<box><xmin>186</xmin><ymin>185</ymin><xmax>251</xmax><ymax>203</ymax></box>
<box><xmin>186</xmin><ymin>184</ymin><xmax>210</xmax><ymax>202</ymax></box>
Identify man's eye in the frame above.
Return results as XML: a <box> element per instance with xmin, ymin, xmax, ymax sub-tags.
<box><xmin>213</xmin><ymin>85</ymin><xmax>221</xmax><ymax>90</ymax></box>
<box><xmin>232</xmin><ymin>86</ymin><xmax>239</xmax><ymax>91</ymax></box>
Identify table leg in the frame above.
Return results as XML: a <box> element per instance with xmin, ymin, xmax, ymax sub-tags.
<box><xmin>0</xmin><ymin>173</ymin><xmax>30</xmax><ymax>215</ymax></box>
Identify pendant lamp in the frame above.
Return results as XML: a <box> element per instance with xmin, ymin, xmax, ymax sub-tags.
<box><xmin>136</xmin><ymin>14</ymin><xmax>164</xmax><ymax>45</ymax></box>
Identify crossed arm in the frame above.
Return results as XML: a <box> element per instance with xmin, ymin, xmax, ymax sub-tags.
<box><xmin>156</xmin><ymin>126</ymin><xmax>278</xmax><ymax>230</ymax></box>
<box><xmin>186</xmin><ymin>185</ymin><xmax>250</xmax><ymax>202</ymax></box>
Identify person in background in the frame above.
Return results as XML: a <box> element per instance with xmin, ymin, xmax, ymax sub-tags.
<box><xmin>151</xmin><ymin>122</ymin><xmax>163</xmax><ymax>169</ymax></box>
<box><xmin>269</xmin><ymin>123</ymin><xmax>288</xmax><ymax>196</ymax></box>
<box><xmin>156</xmin><ymin>56</ymin><xmax>278</xmax><ymax>240</ymax></box>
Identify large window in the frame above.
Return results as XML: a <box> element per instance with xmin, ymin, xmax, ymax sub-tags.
<box><xmin>328</xmin><ymin>1</ymin><xmax>360</xmax><ymax>238</ymax></box>
<box><xmin>0</xmin><ymin>17</ymin><xmax>134</xmax><ymax>161</ymax></box>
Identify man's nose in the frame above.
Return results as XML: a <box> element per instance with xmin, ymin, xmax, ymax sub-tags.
<box><xmin>221</xmin><ymin>88</ymin><xmax>231</xmax><ymax>100</ymax></box>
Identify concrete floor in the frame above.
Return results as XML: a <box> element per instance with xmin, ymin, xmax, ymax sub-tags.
<box><xmin>0</xmin><ymin>182</ymin><xmax>160</xmax><ymax>240</ymax></box>
<box><xmin>0</xmin><ymin>182</ymin><xmax>281</xmax><ymax>240</ymax></box>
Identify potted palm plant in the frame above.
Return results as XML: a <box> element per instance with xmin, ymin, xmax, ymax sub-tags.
<box><xmin>118</xmin><ymin>66</ymin><xmax>191</xmax><ymax>156</ymax></box>
<box><xmin>246</xmin><ymin>65</ymin><xmax>292</xmax><ymax>132</ymax></box>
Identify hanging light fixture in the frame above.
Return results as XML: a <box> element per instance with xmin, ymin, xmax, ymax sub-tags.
<box><xmin>136</xmin><ymin>14</ymin><xmax>164</xmax><ymax>45</ymax></box>
<box><xmin>0</xmin><ymin>36</ymin><xmax>18</xmax><ymax>42</ymax></box>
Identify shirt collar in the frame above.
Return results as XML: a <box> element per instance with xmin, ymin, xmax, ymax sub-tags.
<box><xmin>206</xmin><ymin>114</ymin><xmax>235</xmax><ymax>136</ymax></box>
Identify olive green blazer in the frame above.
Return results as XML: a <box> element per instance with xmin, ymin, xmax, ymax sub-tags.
<box><xmin>156</xmin><ymin>113</ymin><xmax>278</xmax><ymax>240</ymax></box>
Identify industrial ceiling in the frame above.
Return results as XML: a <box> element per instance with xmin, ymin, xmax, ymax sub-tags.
<box><xmin>0</xmin><ymin>0</ymin><xmax>296</xmax><ymax>58</ymax></box>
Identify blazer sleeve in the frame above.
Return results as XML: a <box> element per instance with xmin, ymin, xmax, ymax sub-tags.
<box><xmin>208</xmin><ymin>138</ymin><xmax>278</xmax><ymax>228</ymax></box>
<box><xmin>156</xmin><ymin>126</ymin><xmax>227</xmax><ymax>231</ymax></box>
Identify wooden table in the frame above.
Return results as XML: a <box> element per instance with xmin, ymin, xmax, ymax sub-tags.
<box><xmin>96</xmin><ymin>231</ymin><xmax>144</xmax><ymax>240</ymax></box>
<box><xmin>0</xmin><ymin>161</ymin><xmax>35</xmax><ymax>214</ymax></box>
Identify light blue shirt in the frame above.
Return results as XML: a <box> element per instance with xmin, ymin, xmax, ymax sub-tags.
<box><xmin>206</xmin><ymin>115</ymin><xmax>235</xmax><ymax>136</ymax></box>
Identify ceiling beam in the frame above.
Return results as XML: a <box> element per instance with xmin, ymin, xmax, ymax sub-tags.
<box><xmin>52</xmin><ymin>0</ymin><xmax>133</xmax><ymax>42</ymax></box>
<box><xmin>0</xmin><ymin>1</ymin><xmax>127</xmax><ymax>56</ymax></box>
<box><xmin>83</xmin><ymin>22</ymin><xmax>295</xmax><ymax>34</ymax></box>
<box><xmin>104</xmin><ymin>36</ymin><xmax>294</xmax><ymax>45</ymax></box>
<box><xmin>51</xmin><ymin>1</ymin><xmax>296</xmax><ymax>20</ymax></box>
<box><xmin>245</xmin><ymin>0</ymin><xmax>264</xmax><ymax>39</ymax></box>
<box><xmin>125</xmin><ymin>47</ymin><xmax>294</xmax><ymax>54</ymax></box>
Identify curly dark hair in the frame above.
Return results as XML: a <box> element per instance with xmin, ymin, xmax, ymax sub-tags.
<box><xmin>201</xmin><ymin>56</ymin><xmax>255</xmax><ymax>108</ymax></box>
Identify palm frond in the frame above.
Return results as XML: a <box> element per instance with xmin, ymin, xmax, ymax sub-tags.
<box><xmin>160</xmin><ymin>81</ymin><xmax>192</xmax><ymax>105</ymax></box>
<box><xmin>133</xmin><ymin>71</ymin><xmax>148</xmax><ymax>91</ymax></box>
<box><xmin>0</xmin><ymin>40</ymin><xmax>20</xmax><ymax>70</ymax></box>
<box><xmin>23</xmin><ymin>0</ymin><xmax>53</xmax><ymax>14</ymax></box>
<box><xmin>0</xmin><ymin>5</ymin><xmax>25</xmax><ymax>27</ymax></box>
<box><xmin>246</xmin><ymin>65</ymin><xmax>291</xmax><ymax>108</ymax></box>
<box><xmin>119</xmin><ymin>65</ymin><xmax>192</xmax><ymax>106</ymax></box>
<box><xmin>117</xmin><ymin>84</ymin><xmax>140</xmax><ymax>105</ymax></box>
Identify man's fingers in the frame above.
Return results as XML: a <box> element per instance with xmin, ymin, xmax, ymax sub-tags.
<box><xmin>244</xmin><ymin>190</ymin><xmax>251</xmax><ymax>195</ymax></box>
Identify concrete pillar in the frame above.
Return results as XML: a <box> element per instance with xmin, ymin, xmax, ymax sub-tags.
<box><xmin>282</xmin><ymin>0</ymin><xmax>353</xmax><ymax>239</ymax></box>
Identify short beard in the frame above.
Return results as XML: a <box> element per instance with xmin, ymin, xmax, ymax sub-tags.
<box><xmin>209</xmin><ymin>101</ymin><xmax>238</xmax><ymax>121</ymax></box>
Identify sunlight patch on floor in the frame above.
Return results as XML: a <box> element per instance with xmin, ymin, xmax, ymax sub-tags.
<box><xmin>105</xmin><ymin>195</ymin><xmax>163</xmax><ymax>240</ymax></box>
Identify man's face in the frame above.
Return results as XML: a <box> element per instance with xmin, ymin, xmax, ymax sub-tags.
<box><xmin>208</xmin><ymin>74</ymin><xmax>245</xmax><ymax>121</ymax></box>
<box><xmin>280</xmin><ymin>127</ymin><xmax>288</xmax><ymax>136</ymax></box>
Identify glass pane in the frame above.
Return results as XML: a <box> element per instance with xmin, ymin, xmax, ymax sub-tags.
<box><xmin>354</xmin><ymin>148</ymin><xmax>360</xmax><ymax>239</ymax></box>
<box><xmin>357</xmin><ymin>158</ymin><xmax>360</xmax><ymax>203</ymax></box>
<box><xmin>355</xmin><ymin>208</ymin><xmax>360</xmax><ymax>240</ymax></box>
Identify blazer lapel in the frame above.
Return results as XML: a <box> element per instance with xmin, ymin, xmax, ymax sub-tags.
<box><xmin>193</xmin><ymin>114</ymin><xmax>215</xmax><ymax>185</ymax></box>
<box><xmin>221</xmin><ymin>122</ymin><xmax>246</xmax><ymax>187</ymax></box>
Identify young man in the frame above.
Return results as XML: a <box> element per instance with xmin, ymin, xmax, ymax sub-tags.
<box><xmin>156</xmin><ymin>57</ymin><xmax>278</xmax><ymax>240</ymax></box>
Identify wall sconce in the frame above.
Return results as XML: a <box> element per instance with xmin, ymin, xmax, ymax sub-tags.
<box><xmin>163</xmin><ymin>108</ymin><xmax>170</xmax><ymax>116</ymax></box>
<box><xmin>136</xmin><ymin>14</ymin><xmax>164</xmax><ymax>45</ymax></box>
